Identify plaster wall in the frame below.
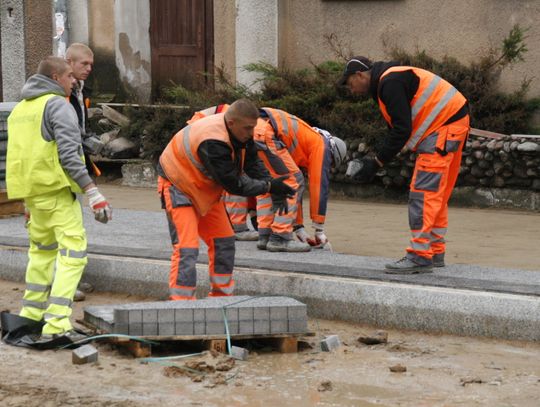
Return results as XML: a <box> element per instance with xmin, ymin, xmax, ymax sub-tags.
<box><xmin>67</xmin><ymin>0</ymin><xmax>89</xmax><ymax>45</ymax></box>
<box><xmin>213</xmin><ymin>0</ymin><xmax>236</xmax><ymax>83</ymax></box>
<box><xmin>88</xmin><ymin>0</ymin><xmax>114</xmax><ymax>52</ymax></box>
<box><xmin>235</xmin><ymin>0</ymin><xmax>279</xmax><ymax>89</ymax></box>
<box><xmin>24</xmin><ymin>0</ymin><xmax>52</xmax><ymax>75</ymax></box>
<box><xmin>280</xmin><ymin>0</ymin><xmax>540</xmax><ymax>98</ymax></box>
<box><xmin>0</xmin><ymin>0</ymin><xmax>27</xmax><ymax>101</ymax></box>
<box><xmin>114</xmin><ymin>0</ymin><xmax>151</xmax><ymax>102</ymax></box>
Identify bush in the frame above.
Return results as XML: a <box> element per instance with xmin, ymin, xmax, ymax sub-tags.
<box><xmin>124</xmin><ymin>25</ymin><xmax>540</xmax><ymax>165</ymax></box>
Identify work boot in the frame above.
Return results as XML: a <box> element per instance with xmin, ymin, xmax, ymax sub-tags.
<box><xmin>257</xmin><ymin>235</ymin><xmax>269</xmax><ymax>250</ymax></box>
<box><xmin>266</xmin><ymin>236</ymin><xmax>311</xmax><ymax>253</ymax></box>
<box><xmin>40</xmin><ymin>330</ymin><xmax>88</xmax><ymax>343</ymax></box>
<box><xmin>235</xmin><ymin>230</ymin><xmax>259</xmax><ymax>241</ymax></box>
<box><xmin>432</xmin><ymin>253</ymin><xmax>445</xmax><ymax>267</ymax></box>
<box><xmin>73</xmin><ymin>289</ymin><xmax>86</xmax><ymax>302</ymax></box>
<box><xmin>384</xmin><ymin>256</ymin><xmax>433</xmax><ymax>274</ymax></box>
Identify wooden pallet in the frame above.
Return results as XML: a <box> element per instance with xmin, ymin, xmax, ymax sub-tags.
<box><xmin>77</xmin><ymin>319</ymin><xmax>312</xmax><ymax>358</ymax></box>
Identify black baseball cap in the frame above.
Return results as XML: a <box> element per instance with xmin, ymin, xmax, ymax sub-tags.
<box><xmin>337</xmin><ymin>56</ymin><xmax>373</xmax><ymax>86</ymax></box>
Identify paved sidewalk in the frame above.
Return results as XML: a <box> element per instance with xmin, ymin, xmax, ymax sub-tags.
<box><xmin>1</xmin><ymin>208</ymin><xmax>539</xmax><ymax>340</ymax></box>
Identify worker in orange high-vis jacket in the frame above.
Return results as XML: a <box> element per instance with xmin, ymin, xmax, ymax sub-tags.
<box><xmin>258</xmin><ymin>108</ymin><xmax>347</xmax><ymax>250</ymax></box>
<box><xmin>157</xmin><ymin>99</ymin><xmax>295</xmax><ymax>300</ymax></box>
<box><xmin>339</xmin><ymin>56</ymin><xmax>470</xmax><ymax>274</ymax></box>
<box><xmin>188</xmin><ymin>104</ymin><xmax>259</xmax><ymax>242</ymax></box>
<box><xmin>188</xmin><ymin>104</ymin><xmax>311</xmax><ymax>252</ymax></box>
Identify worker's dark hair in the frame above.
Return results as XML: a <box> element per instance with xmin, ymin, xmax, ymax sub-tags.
<box><xmin>225</xmin><ymin>99</ymin><xmax>260</xmax><ymax>121</ymax></box>
<box><xmin>37</xmin><ymin>56</ymin><xmax>70</xmax><ymax>78</ymax></box>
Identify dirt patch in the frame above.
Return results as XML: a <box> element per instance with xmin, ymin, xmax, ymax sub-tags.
<box><xmin>1</xmin><ymin>280</ymin><xmax>539</xmax><ymax>406</ymax></box>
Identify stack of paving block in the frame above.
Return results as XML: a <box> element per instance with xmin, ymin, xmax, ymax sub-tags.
<box><xmin>84</xmin><ymin>296</ymin><xmax>308</xmax><ymax>337</ymax></box>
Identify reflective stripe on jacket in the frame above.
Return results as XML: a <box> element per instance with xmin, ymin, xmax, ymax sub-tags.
<box><xmin>378</xmin><ymin>66</ymin><xmax>467</xmax><ymax>151</ymax></box>
<box><xmin>7</xmin><ymin>94</ymin><xmax>83</xmax><ymax>199</ymax></box>
<box><xmin>159</xmin><ymin>113</ymin><xmax>239</xmax><ymax>216</ymax></box>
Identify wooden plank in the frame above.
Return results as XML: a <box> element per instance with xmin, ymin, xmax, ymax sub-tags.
<box><xmin>98</xmin><ymin>102</ymin><xmax>190</xmax><ymax>110</ymax></box>
<box><xmin>510</xmin><ymin>134</ymin><xmax>540</xmax><ymax>139</ymax></box>
<box><xmin>274</xmin><ymin>337</ymin><xmax>298</xmax><ymax>353</ymax></box>
<box><xmin>203</xmin><ymin>339</ymin><xmax>227</xmax><ymax>353</ymax></box>
<box><xmin>0</xmin><ymin>192</ymin><xmax>24</xmax><ymax>217</ymax></box>
<box><xmin>101</xmin><ymin>104</ymin><xmax>130</xmax><ymax>127</ymax></box>
<box><xmin>123</xmin><ymin>341</ymin><xmax>152</xmax><ymax>358</ymax></box>
<box><xmin>469</xmin><ymin>128</ymin><xmax>507</xmax><ymax>140</ymax></box>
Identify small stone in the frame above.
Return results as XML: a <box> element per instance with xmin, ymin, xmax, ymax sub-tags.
<box><xmin>230</xmin><ymin>346</ymin><xmax>249</xmax><ymax>361</ymax></box>
<box><xmin>358</xmin><ymin>330</ymin><xmax>388</xmax><ymax>345</ymax></box>
<box><xmin>517</xmin><ymin>142</ymin><xmax>540</xmax><ymax>152</ymax></box>
<box><xmin>389</xmin><ymin>364</ymin><xmax>407</xmax><ymax>373</ymax></box>
<box><xmin>72</xmin><ymin>344</ymin><xmax>98</xmax><ymax>365</ymax></box>
<box><xmin>78</xmin><ymin>282</ymin><xmax>94</xmax><ymax>293</ymax></box>
<box><xmin>317</xmin><ymin>380</ymin><xmax>333</xmax><ymax>392</ymax></box>
<box><xmin>320</xmin><ymin>335</ymin><xmax>341</xmax><ymax>352</ymax></box>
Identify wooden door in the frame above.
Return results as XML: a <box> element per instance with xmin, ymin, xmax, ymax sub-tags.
<box><xmin>150</xmin><ymin>0</ymin><xmax>213</xmax><ymax>96</ymax></box>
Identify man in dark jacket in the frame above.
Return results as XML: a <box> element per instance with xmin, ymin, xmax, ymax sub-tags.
<box><xmin>339</xmin><ymin>56</ymin><xmax>470</xmax><ymax>274</ymax></box>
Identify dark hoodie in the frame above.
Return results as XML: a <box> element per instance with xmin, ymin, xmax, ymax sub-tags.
<box><xmin>369</xmin><ymin>62</ymin><xmax>468</xmax><ymax>164</ymax></box>
<box><xmin>20</xmin><ymin>74</ymin><xmax>92</xmax><ymax>189</ymax></box>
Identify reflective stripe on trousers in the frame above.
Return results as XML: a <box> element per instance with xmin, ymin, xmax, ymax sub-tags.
<box><xmin>406</xmin><ymin>116</ymin><xmax>469</xmax><ymax>264</ymax></box>
<box><xmin>20</xmin><ymin>187</ymin><xmax>87</xmax><ymax>334</ymax></box>
<box><xmin>223</xmin><ymin>193</ymin><xmax>256</xmax><ymax>232</ymax></box>
<box><xmin>159</xmin><ymin>177</ymin><xmax>236</xmax><ymax>300</ymax></box>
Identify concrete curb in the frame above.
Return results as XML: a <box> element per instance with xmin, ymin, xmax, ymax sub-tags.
<box><xmin>1</xmin><ymin>246</ymin><xmax>539</xmax><ymax>341</ymax></box>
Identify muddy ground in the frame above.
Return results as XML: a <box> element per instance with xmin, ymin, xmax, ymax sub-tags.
<box><xmin>0</xmin><ymin>280</ymin><xmax>539</xmax><ymax>406</ymax></box>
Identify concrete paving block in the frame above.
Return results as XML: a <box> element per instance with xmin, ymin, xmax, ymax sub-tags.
<box><xmin>206</xmin><ymin>321</ymin><xmax>226</xmax><ymax>335</ymax></box>
<box><xmin>205</xmin><ymin>308</ymin><xmax>223</xmax><ymax>322</ymax></box>
<box><xmin>253</xmin><ymin>307</ymin><xmax>270</xmax><ymax>320</ymax></box>
<box><xmin>225</xmin><ymin>321</ymin><xmax>239</xmax><ymax>335</ymax></box>
<box><xmin>175</xmin><ymin>322</ymin><xmax>194</xmax><ymax>335</ymax></box>
<box><xmin>254</xmin><ymin>320</ymin><xmax>270</xmax><ymax>335</ymax></box>
<box><xmin>175</xmin><ymin>309</ymin><xmax>193</xmax><ymax>323</ymax></box>
<box><xmin>143</xmin><ymin>323</ymin><xmax>158</xmax><ymax>336</ymax></box>
<box><xmin>224</xmin><ymin>307</ymin><xmax>239</xmax><ymax>322</ymax></box>
<box><xmin>129</xmin><ymin>323</ymin><xmax>143</xmax><ymax>336</ymax></box>
<box><xmin>194</xmin><ymin>321</ymin><xmax>205</xmax><ymax>335</ymax></box>
<box><xmin>321</xmin><ymin>335</ymin><xmax>341</xmax><ymax>352</ymax></box>
<box><xmin>158</xmin><ymin>309</ymin><xmax>175</xmax><ymax>323</ymax></box>
<box><xmin>239</xmin><ymin>320</ymin><xmax>254</xmax><ymax>335</ymax></box>
<box><xmin>142</xmin><ymin>309</ymin><xmax>158</xmax><ymax>324</ymax></box>
<box><xmin>287</xmin><ymin>305</ymin><xmax>307</xmax><ymax>320</ymax></box>
<box><xmin>193</xmin><ymin>308</ymin><xmax>205</xmax><ymax>323</ymax></box>
<box><xmin>114</xmin><ymin>309</ymin><xmax>129</xmax><ymax>325</ymax></box>
<box><xmin>270</xmin><ymin>306</ymin><xmax>288</xmax><ymax>320</ymax></box>
<box><xmin>72</xmin><ymin>344</ymin><xmax>98</xmax><ymax>365</ymax></box>
<box><xmin>158</xmin><ymin>323</ymin><xmax>175</xmax><ymax>336</ymax></box>
<box><xmin>288</xmin><ymin>319</ymin><xmax>308</xmax><ymax>333</ymax></box>
<box><xmin>237</xmin><ymin>307</ymin><xmax>253</xmax><ymax>321</ymax></box>
<box><xmin>230</xmin><ymin>345</ymin><xmax>249</xmax><ymax>361</ymax></box>
<box><xmin>129</xmin><ymin>310</ymin><xmax>142</xmax><ymax>324</ymax></box>
<box><xmin>270</xmin><ymin>320</ymin><xmax>288</xmax><ymax>334</ymax></box>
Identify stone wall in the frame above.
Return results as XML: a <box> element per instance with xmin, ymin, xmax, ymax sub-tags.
<box><xmin>333</xmin><ymin>135</ymin><xmax>540</xmax><ymax>193</ymax></box>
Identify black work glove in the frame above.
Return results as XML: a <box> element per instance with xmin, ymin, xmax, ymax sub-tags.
<box><xmin>271</xmin><ymin>194</ymin><xmax>289</xmax><ymax>215</ymax></box>
<box><xmin>346</xmin><ymin>157</ymin><xmax>380</xmax><ymax>183</ymax></box>
<box><xmin>269</xmin><ymin>175</ymin><xmax>295</xmax><ymax>198</ymax></box>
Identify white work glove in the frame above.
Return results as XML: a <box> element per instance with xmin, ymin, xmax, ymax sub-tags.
<box><xmin>308</xmin><ymin>222</ymin><xmax>328</xmax><ymax>246</ymax></box>
<box><xmin>86</xmin><ymin>187</ymin><xmax>112</xmax><ymax>224</ymax></box>
<box><xmin>295</xmin><ymin>226</ymin><xmax>310</xmax><ymax>243</ymax></box>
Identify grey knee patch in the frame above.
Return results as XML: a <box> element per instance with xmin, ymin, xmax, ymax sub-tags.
<box><xmin>213</xmin><ymin>236</ymin><xmax>235</xmax><ymax>275</ymax></box>
<box><xmin>408</xmin><ymin>191</ymin><xmax>424</xmax><ymax>230</ymax></box>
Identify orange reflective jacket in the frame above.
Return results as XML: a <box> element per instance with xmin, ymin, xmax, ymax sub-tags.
<box><xmin>260</xmin><ymin>107</ymin><xmax>331</xmax><ymax>224</ymax></box>
<box><xmin>378</xmin><ymin>67</ymin><xmax>467</xmax><ymax>151</ymax></box>
<box><xmin>159</xmin><ymin>113</ymin><xmax>239</xmax><ymax>215</ymax></box>
<box><xmin>187</xmin><ymin>104</ymin><xmax>230</xmax><ymax>125</ymax></box>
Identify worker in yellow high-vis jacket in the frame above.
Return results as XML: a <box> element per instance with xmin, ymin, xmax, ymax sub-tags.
<box><xmin>6</xmin><ymin>56</ymin><xmax>112</xmax><ymax>340</ymax></box>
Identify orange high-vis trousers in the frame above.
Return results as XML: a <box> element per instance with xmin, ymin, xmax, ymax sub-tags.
<box><xmin>223</xmin><ymin>193</ymin><xmax>256</xmax><ymax>232</ymax></box>
<box><xmin>406</xmin><ymin>115</ymin><xmax>470</xmax><ymax>265</ymax></box>
<box><xmin>158</xmin><ymin>176</ymin><xmax>236</xmax><ymax>300</ymax></box>
<box><xmin>254</xmin><ymin>130</ymin><xmax>303</xmax><ymax>240</ymax></box>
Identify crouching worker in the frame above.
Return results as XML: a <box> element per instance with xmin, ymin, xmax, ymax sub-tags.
<box><xmin>157</xmin><ymin>99</ymin><xmax>295</xmax><ymax>300</ymax></box>
<box><xmin>6</xmin><ymin>56</ymin><xmax>112</xmax><ymax>341</ymax></box>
